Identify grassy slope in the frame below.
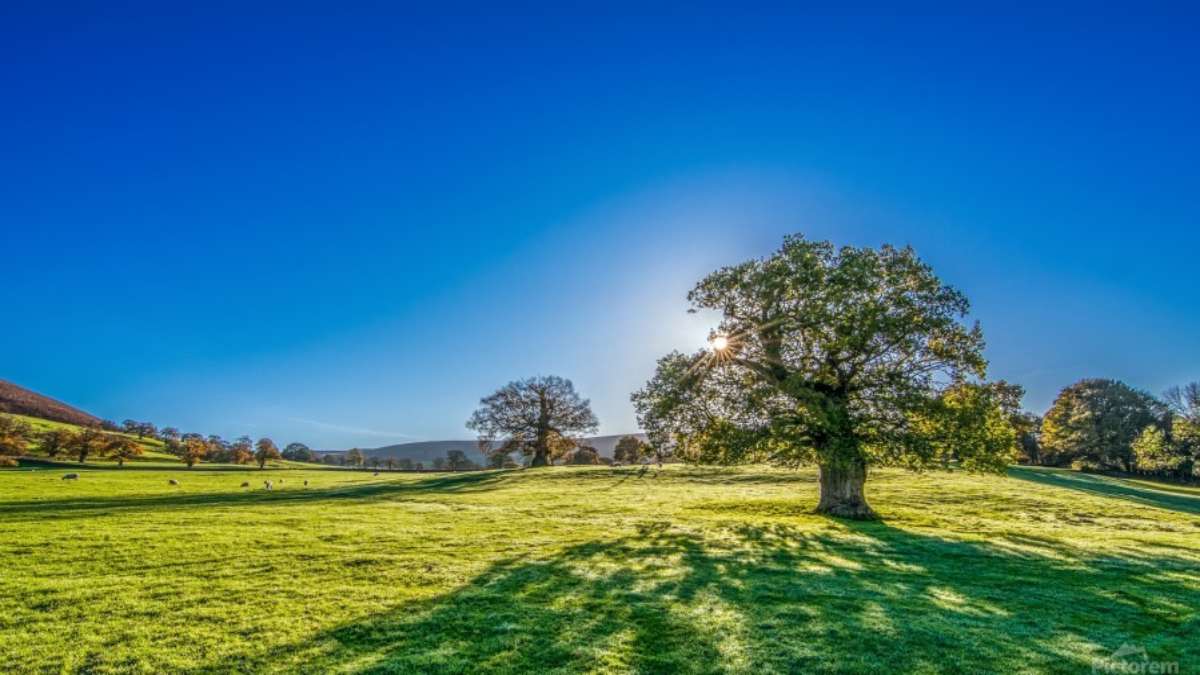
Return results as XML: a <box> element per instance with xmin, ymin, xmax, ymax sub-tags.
<box><xmin>4</xmin><ymin>413</ymin><xmax>317</xmax><ymax>470</ymax></box>
<box><xmin>0</xmin><ymin>465</ymin><xmax>1196</xmax><ymax>674</ymax></box>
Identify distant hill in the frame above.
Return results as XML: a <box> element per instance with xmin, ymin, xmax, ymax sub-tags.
<box><xmin>335</xmin><ymin>434</ymin><xmax>648</xmax><ymax>464</ymax></box>
<box><xmin>0</xmin><ymin>379</ymin><xmax>101</xmax><ymax>427</ymax></box>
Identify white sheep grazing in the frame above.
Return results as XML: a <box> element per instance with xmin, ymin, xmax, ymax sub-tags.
<box><xmin>240</xmin><ymin>481</ymin><xmax>250</xmax><ymax>488</ymax></box>
<box><xmin>168</xmin><ymin>479</ymin><xmax>180</xmax><ymax>486</ymax></box>
<box><xmin>62</xmin><ymin>473</ymin><xmax>79</xmax><ymax>480</ymax></box>
<box><xmin>264</xmin><ymin>480</ymin><xmax>273</xmax><ymax>491</ymax></box>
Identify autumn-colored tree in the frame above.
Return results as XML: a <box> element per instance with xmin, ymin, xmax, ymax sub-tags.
<box><xmin>230</xmin><ymin>436</ymin><xmax>254</xmax><ymax>465</ymax></box>
<box><xmin>467</xmin><ymin>375</ymin><xmax>598</xmax><ymax>467</ymax></box>
<box><xmin>179</xmin><ymin>437</ymin><xmax>208</xmax><ymax>468</ymax></box>
<box><xmin>0</xmin><ymin>416</ymin><xmax>32</xmax><ymax>466</ymax></box>
<box><xmin>37</xmin><ymin>428</ymin><xmax>74</xmax><ymax>459</ymax></box>
<box><xmin>255</xmin><ymin>438</ymin><xmax>281</xmax><ymax>469</ymax></box>
<box><xmin>105</xmin><ymin>436</ymin><xmax>144</xmax><ymax>467</ymax></box>
<box><xmin>70</xmin><ymin>427</ymin><xmax>107</xmax><ymax>464</ymax></box>
<box><xmin>633</xmin><ymin>235</ymin><xmax>1009</xmax><ymax>519</ymax></box>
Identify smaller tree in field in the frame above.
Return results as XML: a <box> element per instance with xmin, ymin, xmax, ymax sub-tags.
<box><xmin>345</xmin><ymin>448</ymin><xmax>365</xmax><ymax>468</ymax></box>
<box><xmin>105</xmin><ymin>436</ymin><xmax>144</xmax><ymax>467</ymax></box>
<box><xmin>432</xmin><ymin>456</ymin><xmax>446</xmax><ymax>471</ymax></box>
<box><xmin>1040</xmin><ymin>379</ymin><xmax>1161</xmax><ymax>471</ymax></box>
<box><xmin>160</xmin><ymin>427</ymin><xmax>181</xmax><ymax>441</ymax></box>
<box><xmin>179</xmin><ymin>437</ymin><xmax>208</xmax><ymax>468</ymax></box>
<box><xmin>398</xmin><ymin>458</ymin><xmax>415</xmax><ymax>470</ymax></box>
<box><xmin>230</xmin><ymin>437</ymin><xmax>254</xmax><ymax>465</ymax></box>
<box><xmin>467</xmin><ymin>375</ymin><xmax>599</xmax><ymax>468</ymax></box>
<box><xmin>446</xmin><ymin>449</ymin><xmax>475</xmax><ymax>470</ymax></box>
<box><xmin>282</xmin><ymin>442</ymin><xmax>316</xmax><ymax>462</ymax></box>
<box><xmin>0</xmin><ymin>416</ymin><xmax>32</xmax><ymax>466</ymax></box>
<box><xmin>70</xmin><ymin>428</ymin><xmax>107</xmax><ymax>464</ymax></box>
<box><xmin>369</xmin><ymin>456</ymin><xmax>381</xmax><ymax>470</ymax></box>
<box><xmin>613</xmin><ymin>436</ymin><xmax>645</xmax><ymax>463</ymax></box>
<box><xmin>38</xmin><ymin>428</ymin><xmax>73</xmax><ymax>459</ymax></box>
<box><xmin>255</xmin><ymin>438</ymin><xmax>281</xmax><ymax>469</ymax></box>
<box><xmin>384</xmin><ymin>458</ymin><xmax>396</xmax><ymax>471</ymax></box>
<box><xmin>136</xmin><ymin>422</ymin><xmax>157</xmax><ymax>439</ymax></box>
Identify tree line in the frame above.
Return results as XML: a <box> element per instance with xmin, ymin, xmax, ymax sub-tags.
<box><xmin>1021</xmin><ymin>379</ymin><xmax>1199</xmax><ymax>480</ymax></box>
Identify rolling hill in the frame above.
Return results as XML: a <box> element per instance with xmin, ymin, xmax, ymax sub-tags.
<box><xmin>340</xmin><ymin>434</ymin><xmax>649</xmax><ymax>464</ymax></box>
<box><xmin>0</xmin><ymin>378</ymin><xmax>100</xmax><ymax>427</ymax></box>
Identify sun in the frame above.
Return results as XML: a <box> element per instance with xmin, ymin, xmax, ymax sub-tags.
<box><xmin>710</xmin><ymin>335</ymin><xmax>729</xmax><ymax>351</ymax></box>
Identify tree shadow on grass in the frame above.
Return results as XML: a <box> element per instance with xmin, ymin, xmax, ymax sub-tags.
<box><xmin>190</xmin><ymin>519</ymin><xmax>1199</xmax><ymax>674</ymax></box>
<box><xmin>1009</xmin><ymin>466</ymin><xmax>1200</xmax><ymax>516</ymax></box>
<box><xmin>0</xmin><ymin>471</ymin><xmax>508</xmax><ymax>522</ymax></box>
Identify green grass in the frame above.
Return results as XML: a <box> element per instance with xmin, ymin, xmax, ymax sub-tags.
<box><xmin>0</xmin><ymin>465</ymin><xmax>1196</xmax><ymax>673</ymax></box>
<box><xmin>4</xmin><ymin>413</ymin><xmax>318</xmax><ymax>470</ymax></box>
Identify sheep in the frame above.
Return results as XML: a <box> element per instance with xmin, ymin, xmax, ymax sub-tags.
<box><xmin>62</xmin><ymin>473</ymin><xmax>79</xmax><ymax>480</ymax></box>
<box><xmin>240</xmin><ymin>481</ymin><xmax>250</xmax><ymax>488</ymax></box>
<box><xmin>168</xmin><ymin>479</ymin><xmax>180</xmax><ymax>486</ymax></box>
<box><xmin>264</xmin><ymin>480</ymin><xmax>273</xmax><ymax>491</ymax></box>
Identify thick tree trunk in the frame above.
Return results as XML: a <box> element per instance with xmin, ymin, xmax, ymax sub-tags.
<box><xmin>816</xmin><ymin>460</ymin><xmax>876</xmax><ymax>519</ymax></box>
<box><xmin>529</xmin><ymin>451</ymin><xmax>550</xmax><ymax>467</ymax></box>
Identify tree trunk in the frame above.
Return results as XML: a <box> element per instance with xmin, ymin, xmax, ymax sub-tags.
<box><xmin>816</xmin><ymin>460</ymin><xmax>875</xmax><ymax>519</ymax></box>
<box><xmin>530</xmin><ymin>451</ymin><xmax>550</xmax><ymax>467</ymax></box>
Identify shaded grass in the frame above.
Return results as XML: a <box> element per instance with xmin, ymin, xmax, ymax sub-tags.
<box><xmin>0</xmin><ymin>465</ymin><xmax>1197</xmax><ymax>673</ymax></box>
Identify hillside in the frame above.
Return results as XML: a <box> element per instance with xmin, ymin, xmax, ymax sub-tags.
<box><xmin>0</xmin><ymin>465</ymin><xmax>1195</xmax><ymax>672</ymax></box>
<box><xmin>347</xmin><ymin>434</ymin><xmax>648</xmax><ymax>464</ymax></box>
<box><xmin>0</xmin><ymin>379</ymin><xmax>100</xmax><ymax>427</ymax></box>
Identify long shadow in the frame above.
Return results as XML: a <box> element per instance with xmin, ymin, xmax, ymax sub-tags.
<box><xmin>1009</xmin><ymin>466</ymin><xmax>1200</xmax><ymax>515</ymax></box>
<box><xmin>0</xmin><ymin>471</ymin><xmax>507</xmax><ymax>522</ymax></box>
<box><xmin>188</xmin><ymin>519</ymin><xmax>1199</xmax><ymax>674</ymax></box>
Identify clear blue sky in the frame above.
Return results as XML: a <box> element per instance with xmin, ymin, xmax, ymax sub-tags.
<box><xmin>2</xmin><ymin>4</ymin><xmax>1197</xmax><ymax>449</ymax></box>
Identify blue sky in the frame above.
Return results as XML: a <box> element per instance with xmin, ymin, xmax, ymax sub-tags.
<box><xmin>2</xmin><ymin>4</ymin><xmax>1198</xmax><ymax>448</ymax></box>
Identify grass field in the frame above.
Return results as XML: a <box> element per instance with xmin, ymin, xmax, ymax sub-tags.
<box><xmin>1</xmin><ymin>465</ymin><xmax>1197</xmax><ymax>673</ymax></box>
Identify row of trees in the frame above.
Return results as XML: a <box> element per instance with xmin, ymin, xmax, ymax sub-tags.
<box><xmin>1025</xmin><ymin>379</ymin><xmax>1200</xmax><ymax>479</ymax></box>
<box><xmin>0</xmin><ymin>419</ymin><xmax>146</xmax><ymax>466</ymax></box>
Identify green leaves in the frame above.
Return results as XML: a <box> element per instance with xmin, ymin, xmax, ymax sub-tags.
<box><xmin>634</xmin><ymin>234</ymin><xmax>1002</xmax><ymax>472</ymax></box>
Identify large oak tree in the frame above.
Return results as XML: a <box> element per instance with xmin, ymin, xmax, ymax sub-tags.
<box><xmin>632</xmin><ymin>235</ymin><xmax>1016</xmax><ymax>519</ymax></box>
<box><xmin>467</xmin><ymin>375</ymin><xmax>598</xmax><ymax>467</ymax></box>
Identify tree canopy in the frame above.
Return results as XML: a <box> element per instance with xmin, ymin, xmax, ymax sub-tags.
<box><xmin>633</xmin><ymin>235</ymin><xmax>1014</xmax><ymax>518</ymax></box>
<box><xmin>1040</xmin><ymin>379</ymin><xmax>1162</xmax><ymax>471</ymax></box>
<box><xmin>467</xmin><ymin>375</ymin><xmax>598</xmax><ymax>467</ymax></box>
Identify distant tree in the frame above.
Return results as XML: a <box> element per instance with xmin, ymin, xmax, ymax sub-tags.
<box><xmin>567</xmin><ymin>445</ymin><xmax>601</xmax><ymax>465</ymax></box>
<box><xmin>432</xmin><ymin>456</ymin><xmax>446</xmax><ymax>471</ymax></box>
<box><xmin>255</xmin><ymin>438</ymin><xmax>281</xmax><ymax>469</ymax></box>
<box><xmin>1132</xmin><ymin>426</ymin><xmax>1179</xmax><ymax>474</ymax></box>
<box><xmin>122</xmin><ymin>419</ymin><xmax>139</xmax><ymax>434</ymax></box>
<box><xmin>37</xmin><ymin>428</ymin><xmax>73</xmax><ymax>459</ymax></box>
<box><xmin>136</xmin><ymin>422</ymin><xmax>157</xmax><ymax>439</ymax></box>
<box><xmin>99</xmin><ymin>419</ymin><xmax>121</xmax><ymax>432</ymax></box>
<box><xmin>415</xmin><ymin>461</ymin><xmax>425</xmax><ymax>470</ymax></box>
<box><xmin>632</xmin><ymin>236</ymin><xmax>1008</xmax><ymax>519</ymax></box>
<box><xmin>230</xmin><ymin>437</ymin><xmax>254</xmax><ymax>465</ymax></box>
<box><xmin>398</xmin><ymin>458</ymin><xmax>415</xmax><ymax>470</ymax></box>
<box><xmin>467</xmin><ymin>375</ymin><xmax>599</xmax><ymax>468</ymax></box>
<box><xmin>384</xmin><ymin>458</ymin><xmax>396</xmax><ymax>471</ymax></box>
<box><xmin>613</xmin><ymin>436</ymin><xmax>645</xmax><ymax>463</ymax></box>
<box><xmin>70</xmin><ymin>427</ymin><xmax>107</xmax><ymax>464</ymax></box>
<box><xmin>1040</xmin><ymin>379</ymin><xmax>1162</xmax><ymax>472</ymax></box>
<box><xmin>320</xmin><ymin>453</ymin><xmax>338</xmax><ymax>466</ymax></box>
<box><xmin>282</xmin><ymin>442</ymin><xmax>316</xmax><ymax>462</ymax></box>
<box><xmin>1164</xmin><ymin>383</ymin><xmax>1200</xmax><ymax>476</ymax></box>
<box><xmin>486</xmin><ymin>451</ymin><xmax>511</xmax><ymax>469</ymax></box>
<box><xmin>445</xmin><ymin>449</ymin><xmax>475</xmax><ymax>471</ymax></box>
<box><xmin>206</xmin><ymin>435</ymin><xmax>230</xmax><ymax>463</ymax></box>
<box><xmin>345</xmin><ymin>448</ymin><xmax>365</xmax><ymax>468</ymax></box>
<box><xmin>179</xmin><ymin>437</ymin><xmax>208</xmax><ymax>468</ymax></box>
<box><xmin>105</xmin><ymin>436</ymin><xmax>144</xmax><ymax>467</ymax></box>
<box><xmin>369</xmin><ymin>456</ymin><xmax>382</xmax><ymax>469</ymax></box>
<box><xmin>160</xmin><ymin>427</ymin><xmax>181</xmax><ymax>441</ymax></box>
<box><xmin>0</xmin><ymin>416</ymin><xmax>31</xmax><ymax>466</ymax></box>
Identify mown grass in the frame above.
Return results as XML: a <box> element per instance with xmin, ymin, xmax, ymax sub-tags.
<box><xmin>0</xmin><ymin>465</ymin><xmax>1197</xmax><ymax>673</ymax></box>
